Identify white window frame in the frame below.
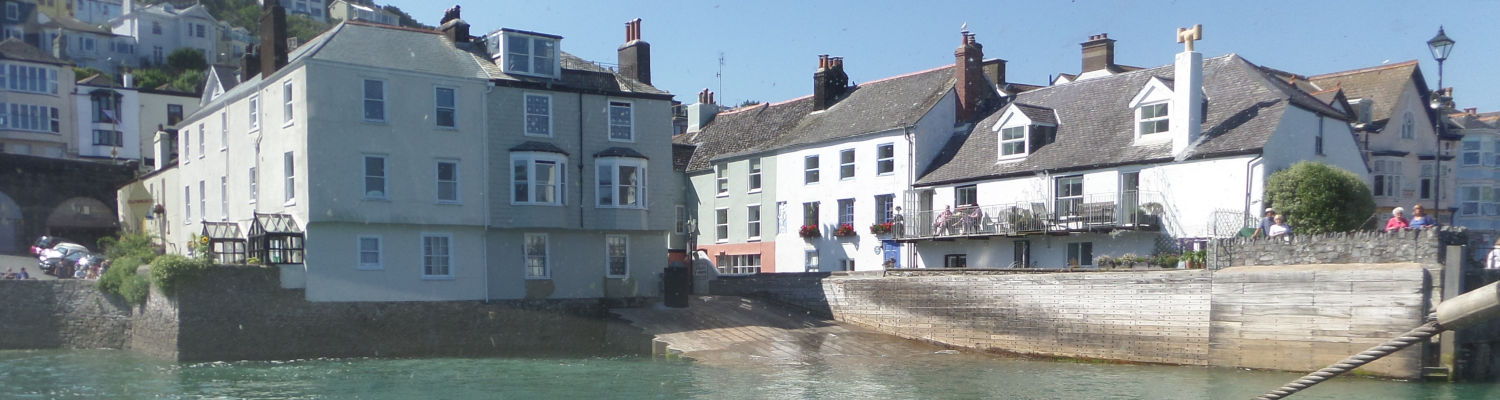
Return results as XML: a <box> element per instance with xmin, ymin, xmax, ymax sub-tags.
<box><xmin>1067</xmin><ymin>242</ymin><xmax>1094</xmax><ymax>267</ymax></box>
<box><xmin>605</xmin><ymin>235</ymin><xmax>629</xmax><ymax>278</ymax></box>
<box><xmin>183</xmin><ymin>185</ymin><xmax>191</xmax><ymax>224</ymax></box>
<box><xmin>248</xmin><ymin>166</ymin><xmax>257</xmax><ymax>204</ymax></box>
<box><xmin>804</xmin><ymin>155</ymin><xmax>820</xmax><ymax>184</ymax></box>
<box><xmin>247</xmin><ymin>95</ymin><xmax>260</xmax><ymax>131</ymax></box>
<box><xmin>362</xmin><ymin>78</ymin><xmax>386</xmax><ymax>122</ymax></box>
<box><xmin>675</xmin><ymin>205</ymin><xmax>688</xmax><ymax>234</ymax></box>
<box><xmin>198</xmin><ymin>180</ymin><xmax>206</xmax><ymax>223</ymax></box>
<box><xmin>1401</xmin><ymin>112</ymin><xmax>1414</xmax><ymax>139</ymax></box>
<box><xmin>5</xmin><ymin>3</ymin><xmax>17</xmax><ymax>20</ymax></box>
<box><xmin>420</xmin><ymin>233</ymin><xmax>453</xmax><ymax>279</ymax></box>
<box><xmin>1136</xmin><ymin>102</ymin><xmax>1169</xmax><ymax>136</ymax></box>
<box><xmin>282</xmin><ymin>81</ymin><xmax>295</xmax><ymax>126</ymax></box>
<box><xmin>715</xmin><ymin>164</ymin><xmax>729</xmax><ymax>196</ymax></box>
<box><xmin>356</xmin><ymin>235</ymin><xmax>382</xmax><ymax>270</ymax></box>
<box><xmin>747</xmin><ymin>204</ymin><xmax>762</xmax><ymax>241</ymax></box>
<box><xmin>716</xmin><ymin>254</ymin><xmax>762</xmax><ymax>275</ymax></box>
<box><xmin>283</xmin><ymin>151</ymin><xmax>296</xmax><ymax>205</ymax></box>
<box><xmin>608</xmin><ymin>100</ymin><xmax>634</xmax><ymax>142</ymax></box>
<box><xmin>523</xmin><ymin>93</ymin><xmax>551</xmax><ymax>136</ymax></box>
<box><xmin>524</xmin><ymin>233</ymin><xmax>550</xmax><ymax>279</ymax></box>
<box><xmin>748</xmin><ymin>158</ymin><xmax>762</xmax><ymax>192</ymax></box>
<box><xmin>839</xmin><ymin>148</ymin><xmax>855</xmax><ymax>180</ymax></box>
<box><xmin>435</xmin><ymin>159</ymin><xmax>461</xmax><ymax>204</ymax></box>
<box><xmin>510</xmin><ymin>152</ymin><xmax>566</xmax><ymax>206</ymax></box>
<box><xmin>501</xmin><ymin>32</ymin><xmax>560</xmax><ymax>78</ymax></box>
<box><xmin>197</xmin><ymin>123</ymin><xmax>204</xmax><ymax>158</ymax></box>
<box><xmin>219</xmin><ymin>176</ymin><xmax>227</xmax><ymax>220</ymax></box>
<box><xmin>715</xmin><ymin>207</ymin><xmax>729</xmax><ymax>243</ymax></box>
<box><xmin>363</xmin><ymin>154</ymin><xmax>387</xmax><ymax>200</ymax></box>
<box><xmin>876</xmin><ymin>143</ymin><xmax>894</xmax><ymax>175</ymax></box>
<box><xmin>804</xmin><ymin>249</ymin><xmax>820</xmax><ymax>272</ymax></box>
<box><xmin>219</xmin><ymin>113</ymin><xmax>228</xmax><ymax>151</ymax></box>
<box><xmin>435</xmin><ymin>86</ymin><xmax>457</xmax><ymax>128</ymax></box>
<box><xmin>1462</xmin><ymin>140</ymin><xmax>1480</xmax><ymax>166</ymax></box>
<box><xmin>596</xmin><ymin>157</ymin><xmax>648</xmax><ymax>208</ymax></box>
<box><xmin>999</xmin><ymin>125</ymin><xmax>1027</xmax><ymax>159</ymax></box>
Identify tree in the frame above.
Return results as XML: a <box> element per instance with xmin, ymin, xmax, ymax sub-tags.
<box><xmin>167</xmin><ymin>48</ymin><xmax>208</xmax><ymax>73</ymax></box>
<box><xmin>73</xmin><ymin>67</ymin><xmax>111</xmax><ymax>82</ymax></box>
<box><xmin>170</xmin><ymin>69</ymin><xmax>207</xmax><ymax>94</ymax></box>
<box><xmin>132</xmin><ymin>68</ymin><xmax>172</xmax><ymax>90</ymax></box>
<box><xmin>1265</xmin><ymin>161</ymin><xmax>1375</xmax><ymax>234</ymax></box>
<box><xmin>287</xmin><ymin>14</ymin><xmax>333</xmax><ymax>43</ymax></box>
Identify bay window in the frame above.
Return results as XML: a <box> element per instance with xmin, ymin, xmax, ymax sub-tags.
<box><xmin>512</xmin><ymin>152</ymin><xmax>566</xmax><ymax>205</ymax></box>
<box><xmin>596</xmin><ymin>157</ymin><xmax>647</xmax><ymax>208</ymax></box>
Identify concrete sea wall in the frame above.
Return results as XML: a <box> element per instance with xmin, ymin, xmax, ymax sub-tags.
<box><xmin>1</xmin><ymin>266</ymin><xmax>652</xmax><ymax>361</ymax></box>
<box><xmin>712</xmin><ymin>263</ymin><xmax>1431</xmax><ymax>379</ymax></box>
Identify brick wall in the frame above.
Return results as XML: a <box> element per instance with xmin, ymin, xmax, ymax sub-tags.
<box><xmin>711</xmin><ymin>264</ymin><xmax>1432</xmax><ymax>378</ymax></box>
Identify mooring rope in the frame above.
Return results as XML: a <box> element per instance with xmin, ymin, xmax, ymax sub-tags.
<box><xmin>1254</xmin><ymin>316</ymin><xmax>1445</xmax><ymax>400</ymax></box>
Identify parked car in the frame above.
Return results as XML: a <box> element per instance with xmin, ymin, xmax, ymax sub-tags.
<box><xmin>29</xmin><ymin>236</ymin><xmax>62</xmax><ymax>256</ymax></box>
<box><xmin>39</xmin><ymin>243</ymin><xmax>90</xmax><ymax>278</ymax></box>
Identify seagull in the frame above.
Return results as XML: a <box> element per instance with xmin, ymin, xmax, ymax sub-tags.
<box><xmin>960</xmin><ymin>22</ymin><xmax>969</xmax><ymax>32</ymax></box>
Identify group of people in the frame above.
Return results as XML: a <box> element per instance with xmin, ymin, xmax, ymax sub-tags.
<box><xmin>1384</xmin><ymin>204</ymin><xmax>1439</xmax><ymax>232</ymax></box>
<box><xmin>1251</xmin><ymin>208</ymin><xmax>1293</xmax><ymax>239</ymax></box>
<box><xmin>932</xmin><ymin>204</ymin><xmax>983</xmax><ymax>235</ymax></box>
<box><xmin>2</xmin><ymin>268</ymin><xmax>32</xmax><ymax>280</ymax></box>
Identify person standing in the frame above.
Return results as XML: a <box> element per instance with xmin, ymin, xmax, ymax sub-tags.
<box><xmin>1268</xmin><ymin>215</ymin><xmax>1292</xmax><ymax>238</ymax></box>
<box><xmin>1385</xmin><ymin>207</ymin><xmax>1410</xmax><ymax>232</ymax></box>
<box><xmin>1252</xmin><ymin>208</ymin><xmax>1277</xmax><ymax>238</ymax></box>
<box><xmin>1487</xmin><ymin>238</ymin><xmax>1500</xmax><ymax>270</ymax></box>
<box><xmin>1409</xmin><ymin>204</ymin><xmax>1436</xmax><ymax>230</ymax></box>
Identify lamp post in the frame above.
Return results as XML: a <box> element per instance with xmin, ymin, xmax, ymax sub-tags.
<box><xmin>1427</xmin><ymin>27</ymin><xmax>1454</xmax><ymax>223</ymax></box>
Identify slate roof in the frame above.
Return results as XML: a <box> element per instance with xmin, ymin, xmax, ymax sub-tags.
<box><xmin>0</xmin><ymin>39</ymin><xmax>69</xmax><ymax>65</ymax></box>
<box><xmin>511</xmin><ymin>141</ymin><xmax>569</xmax><ymax>155</ymax></box>
<box><xmin>210</xmin><ymin>66</ymin><xmax>241</xmax><ymax>92</ymax></box>
<box><xmin>594</xmin><ymin>147</ymin><xmax>648</xmax><ymax>159</ymax></box>
<box><xmin>683</xmin><ymin>64</ymin><xmax>964</xmax><ymax>172</ymax></box>
<box><xmin>1013</xmin><ymin>103</ymin><xmax>1056</xmax><ymax>125</ymax></box>
<box><xmin>917</xmin><ymin>54</ymin><xmax>1350</xmax><ymax>186</ymax></box>
<box><xmin>671</xmin><ymin>143</ymin><xmax>695</xmax><ymax>171</ymax></box>
<box><xmin>1305</xmin><ymin>60</ymin><xmax>1423</xmax><ymax>124</ymax></box>
<box><xmin>44</xmin><ymin>14</ymin><xmax>113</xmax><ymax>35</ymax></box>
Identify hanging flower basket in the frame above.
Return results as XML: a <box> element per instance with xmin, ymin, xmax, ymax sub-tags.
<box><xmin>834</xmin><ymin>223</ymin><xmax>857</xmax><ymax>237</ymax></box>
<box><xmin>869</xmin><ymin>222</ymin><xmax>893</xmax><ymax>235</ymax></box>
<box><xmin>153</xmin><ymin>204</ymin><xmax>166</xmax><ymax>214</ymax></box>
<box><xmin>799</xmin><ymin>225</ymin><xmax>821</xmax><ymax>238</ymax></box>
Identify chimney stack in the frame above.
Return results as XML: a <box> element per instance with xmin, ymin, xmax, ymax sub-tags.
<box><xmin>241</xmin><ymin>43</ymin><xmax>261</xmax><ymax>82</ymax></box>
<box><xmin>813</xmin><ymin>55</ymin><xmax>849</xmax><ymax>111</ymax></box>
<box><xmin>259</xmin><ymin>2</ymin><xmax>289</xmax><ymax>78</ymax></box>
<box><xmin>687</xmin><ymin>89</ymin><xmax>721</xmax><ymax>133</ymax></box>
<box><xmin>439</xmin><ymin>5</ymin><xmax>470</xmax><ymax>43</ymax></box>
<box><xmin>1465</xmin><ymin>107</ymin><xmax>1478</xmax><ymax>116</ymax></box>
<box><xmin>1081</xmin><ymin>33</ymin><xmax>1116</xmax><ymax>75</ymax></box>
<box><xmin>982</xmin><ymin>59</ymin><xmax>1006</xmax><ymax>91</ymax></box>
<box><xmin>955</xmin><ymin>31</ymin><xmax>985</xmax><ymax>122</ymax></box>
<box><xmin>617</xmin><ymin>18</ymin><xmax>651</xmax><ymax>85</ymax></box>
<box><xmin>1170</xmin><ymin>25</ymin><xmax>1204</xmax><ymax>156</ymax></box>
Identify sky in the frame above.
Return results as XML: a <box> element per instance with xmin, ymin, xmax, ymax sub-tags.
<box><xmin>384</xmin><ymin>0</ymin><xmax>1500</xmax><ymax>112</ymax></box>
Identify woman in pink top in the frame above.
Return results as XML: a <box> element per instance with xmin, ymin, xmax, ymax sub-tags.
<box><xmin>1385</xmin><ymin>207</ymin><xmax>1410</xmax><ymax>232</ymax></box>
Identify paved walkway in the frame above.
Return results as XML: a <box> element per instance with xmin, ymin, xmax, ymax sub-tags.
<box><xmin>612</xmin><ymin>296</ymin><xmax>947</xmax><ymax>366</ymax></box>
<box><xmin>0</xmin><ymin>254</ymin><xmax>55</xmax><ymax>280</ymax></box>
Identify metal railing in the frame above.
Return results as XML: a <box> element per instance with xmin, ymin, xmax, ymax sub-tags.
<box><xmin>894</xmin><ymin>191</ymin><xmax>1165</xmax><ymax>240</ymax></box>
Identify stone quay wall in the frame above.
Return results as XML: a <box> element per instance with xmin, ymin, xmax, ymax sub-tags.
<box><xmin>0</xmin><ymin>279</ymin><xmax>132</xmax><ymax>350</ymax></box>
<box><xmin>712</xmin><ymin>263</ymin><xmax>1431</xmax><ymax>379</ymax></box>
<box><xmin>1215</xmin><ymin>229</ymin><xmax>1461</xmax><ymax>269</ymax></box>
<box><xmin>2</xmin><ymin>266</ymin><xmax>653</xmax><ymax>361</ymax></box>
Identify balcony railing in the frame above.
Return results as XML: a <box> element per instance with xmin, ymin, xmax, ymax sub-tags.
<box><xmin>894</xmin><ymin>191</ymin><xmax>1166</xmax><ymax>240</ymax></box>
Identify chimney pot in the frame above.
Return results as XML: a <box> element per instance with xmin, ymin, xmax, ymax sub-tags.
<box><xmin>1081</xmin><ymin>33</ymin><xmax>1116</xmax><ymax>75</ymax></box>
<box><xmin>813</xmin><ymin>54</ymin><xmax>849</xmax><ymax>111</ymax></box>
<box><xmin>617</xmin><ymin>18</ymin><xmax>652</xmax><ymax>84</ymax></box>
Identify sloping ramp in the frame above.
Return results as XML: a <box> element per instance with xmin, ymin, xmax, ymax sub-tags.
<box><xmin>611</xmin><ymin>296</ymin><xmax>947</xmax><ymax>366</ymax></box>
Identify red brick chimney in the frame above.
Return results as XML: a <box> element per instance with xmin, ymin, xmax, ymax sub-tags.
<box><xmin>617</xmin><ymin>18</ymin><xmax>651</xmax><ymax>85</ymax></box>
<box><xmin>259</xmin><ymin>2</ymin><xmax>288</xmax><ymax>78</ymax></box>
<box><xmin>955</xmin><ymin>31</ymin><xmax>984</xmax><ymax>122</ymax></box>
<box><xmin>1081</xmin><ymin>33</ymin><xmax>1115</xmax><ymax>75</ymax></box>
<box><xmin>813</xmin><ymin>55</ymin><xmax>849</xmax><ymax>111</ymax></box>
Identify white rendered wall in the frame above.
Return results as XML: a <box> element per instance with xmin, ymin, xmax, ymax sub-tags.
<box><xmin>773</xmin><ymin>130</ymin><xmax>910</xmax><ymax>272</ymax></box>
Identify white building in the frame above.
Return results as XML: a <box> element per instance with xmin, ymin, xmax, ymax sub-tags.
<box><xmin>71</xmin><ymin>74</ymin><xmax>139</xmax><ymax>160</ymax></box>
<box><xmin>327</xmin><ymin>0</ymin><xmax>396</xmax><ymax>26</ymax></box>
<box><xmin>1</xmin><ymin>38</ymin><xmax>76</xmax><ymax>159</ymax></box>
<box><xmin>262</xmin><ymin>0</ymin><xmax>326</xmax><ymax>22</ymax></box>
<box><xmin>72</xmin><ymin>0</ymin><xmax>126</xmax><ymax>24</ymax></box>
<box><xmin>681</xmin><ymin>32</ymin><xmax>1004</xmax><ymax>273</ymax></box>
<box><xmin>109</xmin><ymin>2</ymin><xmax>220</xmax><ymax>67</ymax></box>
<box><xmin>122</xmin><ymin>6</ymin><xmax>674</xmax><ymax>302</ymax></box>
<box><xmin>907</xmin><ymin>33</ymin><xmax>1369</xmax><ymax>269</ymax></box>
<box><xmin>1451</xmin><ymin>110</ymin><xmax>1500</xmax><ymax>230</ymax></box>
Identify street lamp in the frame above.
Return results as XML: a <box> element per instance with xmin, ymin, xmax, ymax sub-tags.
<box><xmin>1427</xmin><ymin>27</ymin><xmax>1454</xmax><ymax>223</ymax></box>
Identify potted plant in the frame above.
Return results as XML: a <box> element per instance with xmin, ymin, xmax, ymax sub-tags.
<box><xmin>1182</xmin><ymin>250</ymin><xmax>1207</xmax><ymax>269</ymax></box>
<box><xmin>834</xmin><ymin>223</ymin><xmax>857</xmax><ymax>237</ymax></box>
<box><xmin>869</xmin><ymin>222</ymin><xmax>894</xmax><ymax>235</ymax></box>
<box><xmin>799</xmin><ymin>224</ymin><xmax>821</xmax><ymax>239</ymax></box>
<box><xmin>1095</xmin><ymin>255</ymin><xmax>1116</xmax><ymax>269</ymax></box>
<box><xmin>1154</xmin><ymin>254</ymin><xmax>1181</xmax><ymax>269</ymax></box>
<box><xmin>1119</xmin><ymin>253</ymin><xmax>1142</xmax><ymax>268</ymax></box>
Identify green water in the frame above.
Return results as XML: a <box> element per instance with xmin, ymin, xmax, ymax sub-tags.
<box><xmin>1</xmin><ymin>350</ymin><xmax>1497</xmax><ymax>399</ymax></box>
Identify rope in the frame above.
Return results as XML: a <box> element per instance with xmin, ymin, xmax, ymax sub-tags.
<box><xmin>1254</xmin><ymin>318</ymin><xmax>1445</xmax><ymax>400</ymax></box>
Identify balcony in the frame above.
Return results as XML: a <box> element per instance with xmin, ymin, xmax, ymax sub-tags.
<box><xmin>895</xmin><ymin>191</ymin><xmax>1166</xmax><ymax>240</ymax></box>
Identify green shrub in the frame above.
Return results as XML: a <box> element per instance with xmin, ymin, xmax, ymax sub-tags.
<box><xmin>118</xmin><ymin>274</ymin><xmax>149</xmax><ymax>305</ymax></box>
<box><xmin>97</xmin><ymin>254</ymin><xmax>142</xmax><ymax>294</ymax></box>
<box><xmin>150</xmin><ymin>254</ymin><xmax>211</xmax><ymax>294</ymax></box>
<box><xmin>99</xmin><ymin>232</ymin><xmax>158</xmax><ymax>262</ymax></box>
<box><xmin>1266</xmin><ymin>162</ymin><xmax>1375</xmax><ymax>234</ymax></box>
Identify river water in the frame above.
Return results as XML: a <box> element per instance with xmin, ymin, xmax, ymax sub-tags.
<box><xmin>2</xmin><ymin>349</ymin><xmax>1497</xmax><ymax>399</ymax></box>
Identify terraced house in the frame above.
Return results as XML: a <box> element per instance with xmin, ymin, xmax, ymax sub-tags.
<box><xmin>906</xmin><ymin>30</ymin><xmax>1369</xmax><ymax>268</ymax></box>
<box><xmin>680</xmin><ymin>32</ymin><xmax>1004</xmax><ymax>273</ymax></box>
<box><xmin>122</xmin><ymin>4</ymin><xmax>673</xmax><ymax>302</ymax></box>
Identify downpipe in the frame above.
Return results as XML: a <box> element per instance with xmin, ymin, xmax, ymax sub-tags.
<box><xmin>1254</xmin><ymin>281</ymin><xmax>1500</xmax><ymax>399</ymax></box>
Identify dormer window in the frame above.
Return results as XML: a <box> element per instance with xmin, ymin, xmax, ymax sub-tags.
<box><xmin>1137</xmin><ymin>102</ymin><xmax>1169</xmax><ymax>135</ymax></box>
<box><xmin>995</xmin><ymin>104</ymin><xmax>1058</xmax><ymax>160</ymax></box>
<box><xmin>497</xmin><ymin>30</ymin><xmax>561</xmax><ymax>78</ymax></box>
<box><xmin>1000</xmin><ymin>126</ymin><xmax>1026</xmax><ymax>157</ymax></box>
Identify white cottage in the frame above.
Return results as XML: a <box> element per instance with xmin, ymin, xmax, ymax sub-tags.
<box><xmin>908</xmin><ymin>32</ymin><xmax>1369</xmax><ymax>269</ymax></box>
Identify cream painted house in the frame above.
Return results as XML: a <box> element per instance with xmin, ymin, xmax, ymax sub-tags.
<box><xmin>121</xmin><ymin>6</ymin><xmax>674</xmax><ymax>302</ymax></box>
<box><xmin>1</xmin><ymin>38</ymin><xmax>75</xmax><ymax>159</ymax></box>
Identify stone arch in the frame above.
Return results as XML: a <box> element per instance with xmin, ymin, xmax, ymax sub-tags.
<box><xmin>46</xmin><ymin>197</ymin><xmax>117</xmax><ymax>249</ymax></box>
<box><xmin>0</xmin><ymin>191</ymin><xmax>21</xmax><ymax>254</ymax></box>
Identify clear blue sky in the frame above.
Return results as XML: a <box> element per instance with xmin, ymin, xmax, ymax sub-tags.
<box><xmin>386</xmin><ymin>0</ymin><xmax>1500</xmax><ymax>111</ymax></box>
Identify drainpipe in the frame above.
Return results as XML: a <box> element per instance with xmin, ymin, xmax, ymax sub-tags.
<box><xmin>578</xmin><ymin>92</ymin><xmax>586</xmax><ymax>229</ymax></box>
<box><xmin>1244</xmin><ymin>155</ymin><xmax>1263</xmax><ymax>224</ymax></box>
<box><xmin>482</xmin><ymin>80</ymin><xmax>494</xmax><ymax>303</ymax></box>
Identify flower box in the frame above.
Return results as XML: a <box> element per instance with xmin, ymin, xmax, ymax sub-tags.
<box><xmin>834</xmin><ymin>223</ymin><xmax>857</xmax><ymax>237</ymax></box>
<box><xmin>869</xmin><ymin>222</ymin><xmax>894</xmax><ymax>235</ymax></box>
<box><xmin>799</xmin><ymin>225</ymin><xmax>821</xmax><ymax>238</ymax></box>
